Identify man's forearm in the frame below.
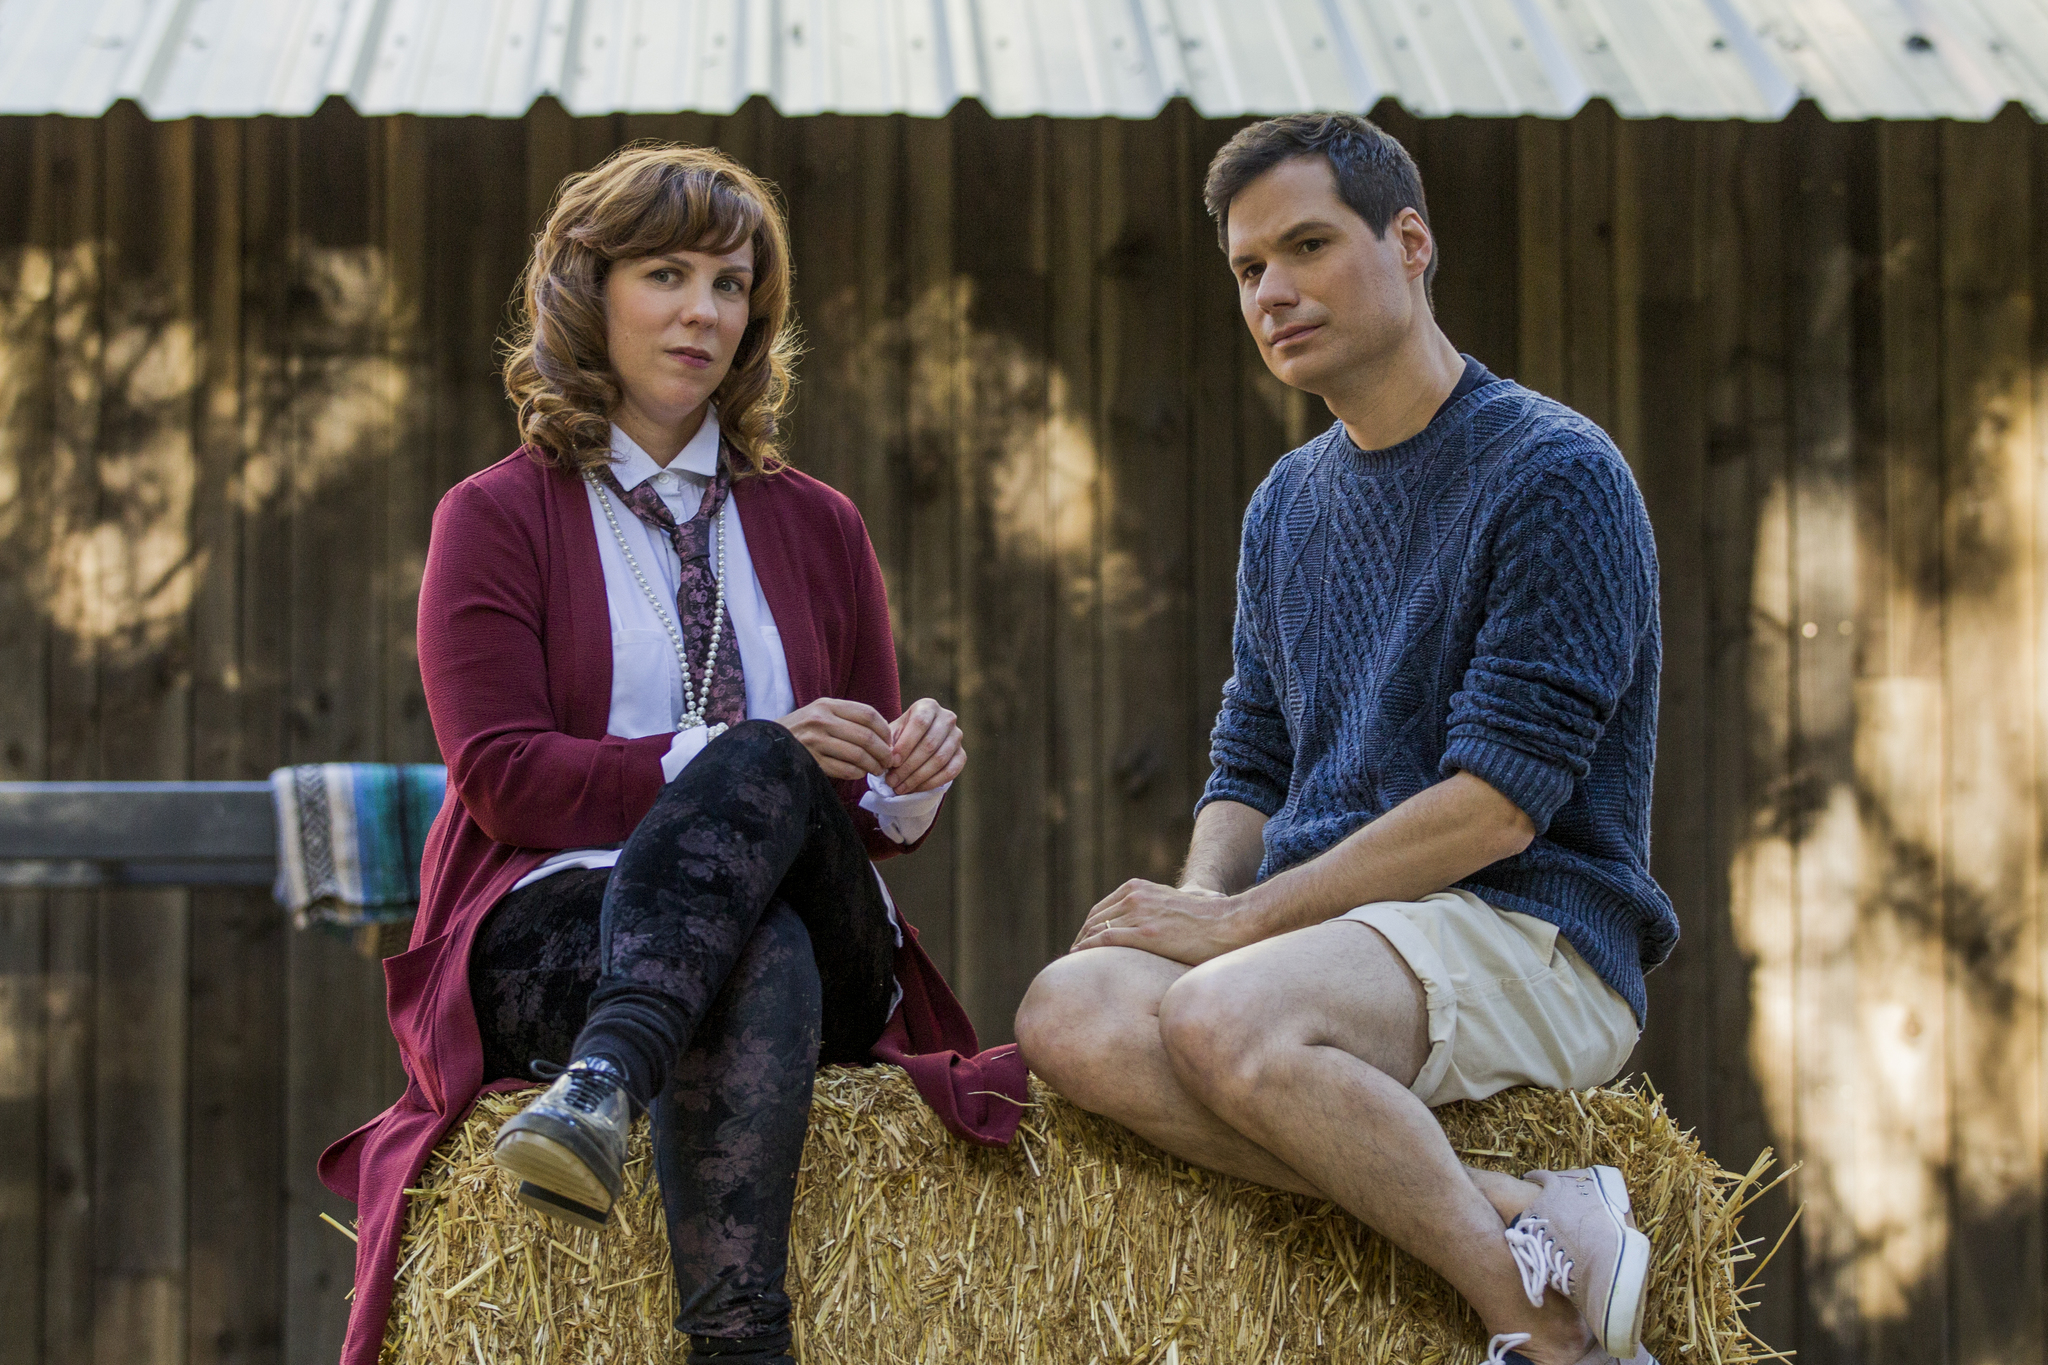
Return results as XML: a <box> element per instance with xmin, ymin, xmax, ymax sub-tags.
<box><xmin>1181</xmin><ymin>800</ymin><xmax>1268</xmax><ymax>895</ymax></box>
<box><xmin>1234</xmin><ymin>771</ymin><xmax>1536</xmax><ymax>941</ymax></box>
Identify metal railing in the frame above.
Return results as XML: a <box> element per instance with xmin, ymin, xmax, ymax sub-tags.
<box><xmin>0</xmin><ymin>781</ymin><xmax>278</xmax><ymax>887</ymax></box>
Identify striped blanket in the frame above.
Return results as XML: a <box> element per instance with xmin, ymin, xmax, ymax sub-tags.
<box><xmin>270</xmin><ymin>764</ymin><xmax>447</xmax><ymax>930</ymax></box>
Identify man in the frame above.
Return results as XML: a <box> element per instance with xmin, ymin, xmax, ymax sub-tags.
<box><xmin>1015</xmin><ymin>114</ymin><xmax>1677</xmax><ymax>1365</ymax></box>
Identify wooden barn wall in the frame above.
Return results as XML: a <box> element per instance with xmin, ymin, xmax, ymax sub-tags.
<box><xmin>0</xmin><ymin>97</ymin><xmax>2043</xmax><ymax>1365</ymax></box>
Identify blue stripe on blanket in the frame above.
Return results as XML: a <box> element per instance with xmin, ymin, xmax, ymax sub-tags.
<box><xmin>270</xmin><ymin>763</ymin><xmax>447</xmax><ymax>929</ymax></box>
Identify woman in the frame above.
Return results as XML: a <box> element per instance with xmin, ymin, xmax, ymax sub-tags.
<box><xmin>317</xmin><ymin>144</ymin><xmax>1027</xmax><ymax>1365</ymax></box>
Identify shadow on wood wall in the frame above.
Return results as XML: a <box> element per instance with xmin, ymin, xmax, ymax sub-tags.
<box><xmin>0</xmin><ymin>94</ymin><xmax>2042</xmax><ymax>1365</ymax></box>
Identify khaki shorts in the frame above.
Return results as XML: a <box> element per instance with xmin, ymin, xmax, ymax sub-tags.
<box><xmin>1339</xmin><ymin>890</ymin><xmax>1638</xmax><ymax>1108</ymax></box>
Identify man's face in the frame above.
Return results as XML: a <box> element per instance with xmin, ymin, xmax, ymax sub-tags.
<box><xmin>1225</xmin><ymin>156</ymin><xmax>1430</xmax><ymax>396</ymax></box>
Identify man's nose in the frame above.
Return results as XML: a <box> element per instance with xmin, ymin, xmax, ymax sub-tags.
<box><xmin>1256</xmin><ymin>267</ymin><xmax>1296</xmax><ymax>312</ymax></box>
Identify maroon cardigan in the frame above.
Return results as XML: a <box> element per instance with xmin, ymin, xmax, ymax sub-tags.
<box><xmin>317</xmin><ymin>449</ymin><xmax>1027</xmax><ymax>1365</ymax></box>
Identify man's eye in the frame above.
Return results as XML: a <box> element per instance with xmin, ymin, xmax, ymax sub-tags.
<box><xmin>1300</xmin><ymin>239</ymin><xmax>1324</xmax><ymax>254</ymax></box>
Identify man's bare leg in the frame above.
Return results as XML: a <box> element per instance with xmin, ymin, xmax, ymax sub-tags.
<box><xmin>1018</xmin><ymin>925</ymin><xmax>1590</xmax><ymax>1365</ymax></box>
<box><xmin>1016</xmin><ymin>947</ymin><xmax>1321</xmax><ymax>1197</ymax></box>
<box><xmin>1020</xmin><ymin>949</ymin><xmax>1544</xmax><ymax>1219</ymax></box>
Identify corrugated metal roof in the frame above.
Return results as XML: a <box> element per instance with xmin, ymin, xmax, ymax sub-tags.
<box><xmin>0</xmin><ymin>0</ymin><xmax>2042</xmax><ymax>122</ymax></box>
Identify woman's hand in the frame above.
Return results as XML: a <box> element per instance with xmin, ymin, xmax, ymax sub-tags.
<box><xmin>886</xmin><ymin>697</ymin><xmax>967</xmax><ymax>794</ymax></box>
<box><xmin>776</xmin><ymin>698</ymin><xmax>895</xmax><ymax>781</ymax></box>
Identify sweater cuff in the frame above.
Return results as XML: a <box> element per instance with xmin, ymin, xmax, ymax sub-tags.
<box><xmin>1441</xmin><ymin>735</ymin><xmax>1576</xmax><ymax>834</ymax></box>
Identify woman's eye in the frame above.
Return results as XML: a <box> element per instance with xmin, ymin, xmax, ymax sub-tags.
<box><xmin>651</xmin><ymin>268</ymin><xmax>677</xmax><ymax>284</ymax></box>
<box><xmin>716</xmin><ymin>277</ymin><xmax>745</xmax><ymax>294</ymax></box>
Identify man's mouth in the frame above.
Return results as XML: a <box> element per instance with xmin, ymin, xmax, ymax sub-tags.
<box><xmin>1268</xmin><ymin>323</ymin><xmax>1321</xmax><ymax>349</ymax></box>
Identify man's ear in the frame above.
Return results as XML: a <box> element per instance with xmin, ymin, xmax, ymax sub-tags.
<box><xmin>1396</xmin><ymin>207</ymin><xmax>1434</xmax><ymax>283</ymax></box>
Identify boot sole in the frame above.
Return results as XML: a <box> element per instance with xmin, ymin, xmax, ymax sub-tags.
<box><xmin>512</xmin><ymin>1179</ymin><xmax>611</xmax><ymax>1233</ymax></box>
<box><xmin>493</xmin><ymin>1128</ymin><xmax>616</xmax><ymax>1227</ymax></box>
<box><xmin>1589</xmin><ymin>1165</ymin><xmax>1651</xmax><ymax>1358</ymax></box>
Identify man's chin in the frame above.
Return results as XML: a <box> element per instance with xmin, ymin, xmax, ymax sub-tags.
<box><xmin>1266</xmin><ymin>351</ymin><xmax>1342</xmax><ymax>401</ymax></box>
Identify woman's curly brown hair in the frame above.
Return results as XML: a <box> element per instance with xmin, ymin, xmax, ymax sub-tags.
<box><xmin>503</xmin><ymin>142</ymin><xmax>799</xmax><ymax>478</ymax></box>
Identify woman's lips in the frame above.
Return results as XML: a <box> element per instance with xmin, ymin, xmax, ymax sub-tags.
<box><xmin>669</xmin><ymin>347</ymin><xmax>713</xmax><ymax>369</ymax></box>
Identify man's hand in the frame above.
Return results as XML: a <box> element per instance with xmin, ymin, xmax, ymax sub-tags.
<box><xmin>1070</xmin><ymin>879</ymin><xmax>1253</xmax><ymax>965</ymax></box>
<box><xmin>886</xmin><ymin>697</ymin><xmax>967</xmax><ymax>794</ymax></box>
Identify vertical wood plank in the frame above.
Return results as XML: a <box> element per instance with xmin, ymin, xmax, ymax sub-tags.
<box><xmin>1563</xmin><ymin>103</ymin><xmax>1617</xmax><ymax>433</ymax></box>
<box><xmin>1096</xmin><ymin>112</ymin><xmax>1195</xmax><ymax>890</ymax></box>
<box><xmin>42</xmin><ymin>112</ymin><xmax>106</xmax><ymax>1365</ymax></box>
<box><xmin>897</xmin><ymin>113</ymin><xmax>961</xmax><ymax>983</ymax></box>
<box><xmin>1412</xmin><ymin>115</ymin><xmax>1518</xmax><ymax>373</ymax></box>
<box><xmin>186</xmin><ymin>117</ymin><xmax>288</xmax><ymax>1365</ymax></box>
<box><xmin>381</xmin><ymin>116</ymin><xmax>434</xmax><ymax>765</ymax></box>
<box><xmin>1187</xmin><ymin>114</ymin><xmax>1245</xmax><ymax>912</ymax></box>
<box><xmin>1694</xmin><ymin>119</ymin><xmax>1795</xmax><ymax>1350</ymax></box>
<box><xmin>0</xmin><ymin>108</ymin><xmax>55</xmax><ymax>1365</ymax></box>
<box><xmin>1624</xmin><ymin>120</ymin><xmax>1713</xmax><ymax>1129</ymax></box>
<box><xmin>949</xmin><ymin>106</ymin><xmax>1053</xmax><ymax>1040</ymax></box>
<box><xmin>525</xmin><ymin>97</ymin><xmax>574</xmax><ymax>236</ymax></box>
<box><xmin>1855</xmin><ymin>119</ymin><xmax>1949</xmax><ymax>1365</ymax></box>
<box><xmin>1048</xmin><ymin>117</ymin><xmax>1106</xmax><ymax>946</ymax></box>
<box><xmin>237</xmin><ymin>111</ymin><xmax>303</xmax><ymax>1365</ymax></box>
<box><xmin>1515</xmin><ymin>117</ymin><xmax>1565</xmax><ymax>396</ymax></box>
<box><xmin>279</xmin><ymin>102</ymin><xmax>405</xmax><ymax>1365</ymax></box>
<box><xmin>85</xmin><ymin>107</ymin><xmax>195</xmax><ymax>1365</ymax></box>
<box><xmin>1785</xmin><ymin>107</ymin><xmax>1864</xmax><ymax>1365</ymax></box>
<box><xmin>785</xmin><ymin>116</ymin><xmax>868</xmax><ymax>516</ymax></box>
<box><xmin>1942</xmin><ymin>108</ymin><xmax>2043</xmax><ymax>1365</ymax></box>
<box><xmin>1719</xmin><ymin>117</ymin><xmax>1804</xmax><ymax>1355</ymax></box>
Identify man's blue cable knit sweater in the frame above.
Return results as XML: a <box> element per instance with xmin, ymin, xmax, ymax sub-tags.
<box><xmin>1199</xmin><ymin>370</ymin><xmax>1678</xmax><ymax>1023</ymax></box>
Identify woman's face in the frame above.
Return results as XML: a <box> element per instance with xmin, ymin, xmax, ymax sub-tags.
<box><xmin>603</xmin><ymin>239</ymin><xmax>755</xmax><ymax>442</ymax></box>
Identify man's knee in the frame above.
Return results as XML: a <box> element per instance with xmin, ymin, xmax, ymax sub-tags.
<box><xmin>1156</xmin><ymin>963</ymin><xmax>1286</xmax><ymax>1118</ymax></box>
<box><xmin>1015</xmin><ymin>950</ymin><xmax>1155</xmax><ymax>1107</ymax></box>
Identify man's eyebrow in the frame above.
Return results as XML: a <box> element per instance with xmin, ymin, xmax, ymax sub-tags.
<box><xmin>1229</xmin><ymin>218</ymin><xmax>1342</xmax><ymax>268</ymax></box>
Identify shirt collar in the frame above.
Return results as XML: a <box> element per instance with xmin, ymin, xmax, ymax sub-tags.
<box><xmin>606</xmin><ymin>408</ymin><xmax>722</xmax><ymax>491</ymax></box>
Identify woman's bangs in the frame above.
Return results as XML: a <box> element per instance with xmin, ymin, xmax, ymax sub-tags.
<box><xmin>611</xmin><ymin>171</ymin><xmax>762</xmax><ymax>263</ymax></box>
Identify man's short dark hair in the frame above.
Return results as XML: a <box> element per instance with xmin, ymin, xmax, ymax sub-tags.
<box><xmin>1203</xmin><ymin>113</ymin><xmax>1437</xmax><ymax>287</ymax></box>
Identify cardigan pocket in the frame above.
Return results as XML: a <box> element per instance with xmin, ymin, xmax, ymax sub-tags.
<box><xmin>384</xmin><ymin>929</ymin><xmax>453</xmax><ymax>1109</ymax></box>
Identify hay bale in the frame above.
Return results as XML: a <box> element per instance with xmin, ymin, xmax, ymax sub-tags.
<box><xmin>380</xmin><ymin>1068</ymin><xmax>1784</xmax><ymax>1364</ymax></box>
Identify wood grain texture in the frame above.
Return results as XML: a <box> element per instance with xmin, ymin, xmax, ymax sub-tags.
<box><xmin>894</xmin><ymin>112</ymin><xmax>962</xmax><ymax>987</ymax></box>
<box><xmin>1785</xmin><ymin>108</ymin><xmax>1862</xmax><ymax>1365</ymax></box>
<box><xmin>1047</xmin><ymin>117</ymin><xmax>1107</xmax><ymax>950</ymax></box>
<box><xmin>1702</xmin><ymin>119</ymin><xmax>1802</xmax><ymax>1356</ymax></box>
<box><xmin>1940</xmin><ymin>108</ymin><xmax>2044</xmax><ymax>1365</ymax></box>
<box><xmin>42</xmin><ymin>112</ymin><xmax>106</xmax><ymax>1365</ymax></box>
<box><xmin>949</xmin><ymin>107</ymin><xmax>1053</xmax><ymax>1040</ymax></box>
<box><xmin>0</xmin><ymin>107</ymin><xmax>55</xmax><ymax>1365</ymax></box>
<box><xmin>1625</xmin><ymin>117</ymin><xmax>1711</xmax><ymax>1145</ymax></box>
<box><xmin>1096</xmin><ymin>114</ymin><xmax>1194</xmax><ymax>892</ymax></box>
<box><xmin>1857</xmin><ymin>119</ymin><xmax>1949</xmax><ymax>1365</ymax></box>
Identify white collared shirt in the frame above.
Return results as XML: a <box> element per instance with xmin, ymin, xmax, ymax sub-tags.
<box><xmin>514</xmin><ymin>413</ymin><xmax>942</xmax><ymax>890</ymax></box>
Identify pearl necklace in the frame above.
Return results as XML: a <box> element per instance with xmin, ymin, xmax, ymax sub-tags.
<box><xmin>588</xmin><ymin>472</ymin><xmax>732</xmax><ymax>737</ymax></box>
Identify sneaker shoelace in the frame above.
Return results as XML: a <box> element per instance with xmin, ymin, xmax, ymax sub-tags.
<box><xmin>529</xmin><ymin>1059</ymin><xmax>621</xmax><ymax>1115</ymax></box>
<box><xmin>1505</xmin><ymin>1215</ymin><xmax>1576</xmax><ymax>1309</ymax></box>
<box><xmin>1486</xmin><ymin>1332</ymin><xmax>1534</xmax><ymax>1364</ymax></box>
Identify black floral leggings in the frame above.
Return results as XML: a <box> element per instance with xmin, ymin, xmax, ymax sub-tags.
<box><xmin>469</xmin><ymin>721</ymin><xmax>900</xmax><ymax>1343</ymax></box>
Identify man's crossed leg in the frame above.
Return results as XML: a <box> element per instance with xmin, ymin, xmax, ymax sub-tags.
<box><xmin>1018</xmin><ymin>913</ymin><xmax>1646</xmax><ymax>1365</ymax></box>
